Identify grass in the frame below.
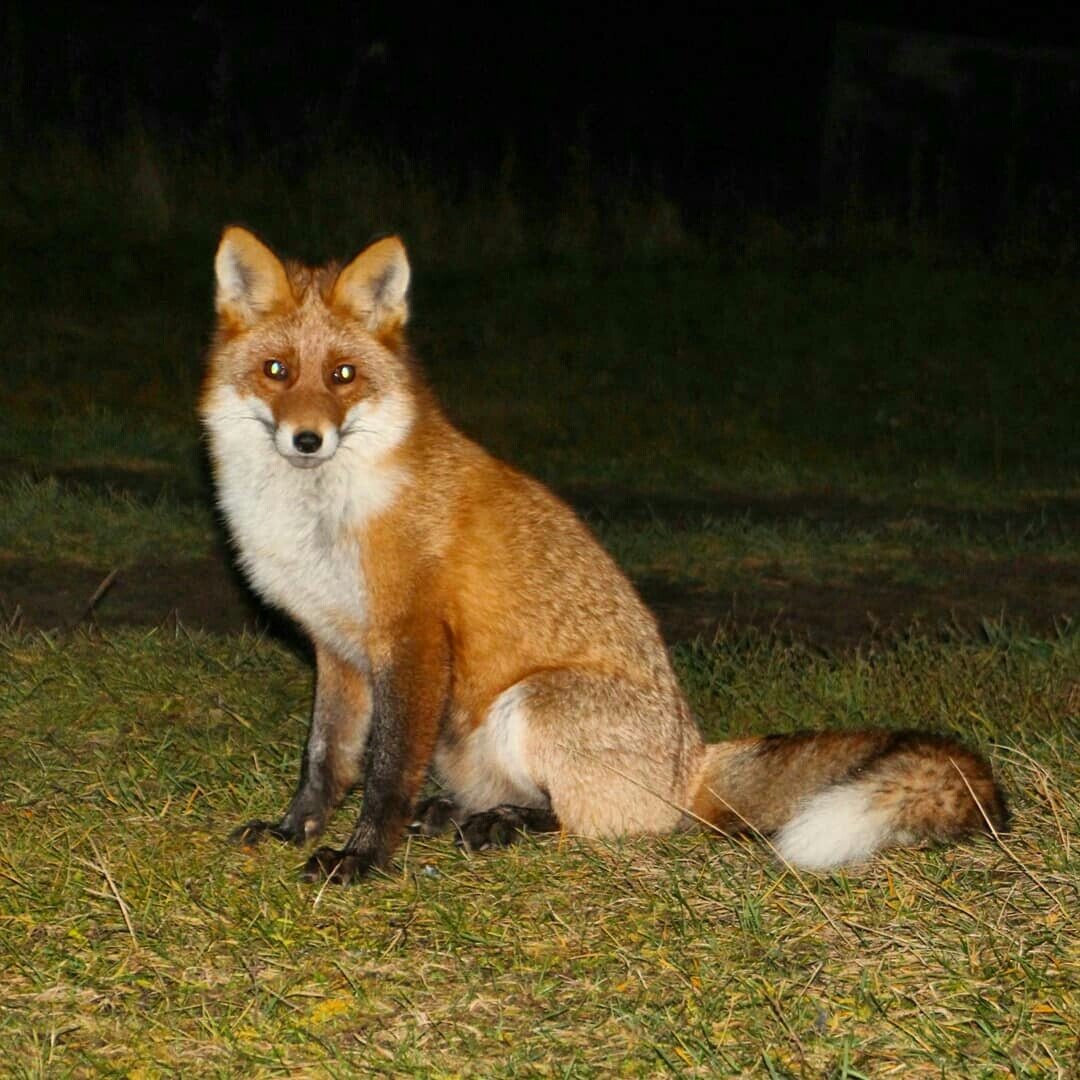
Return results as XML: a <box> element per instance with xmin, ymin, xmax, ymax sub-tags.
<box><xmin>4</xmin><ymin>257</ymin><xmax>1078</xmax><ymax>495</ymax></box>
<box><xmin>1</xmin><ymin>133</ymin><xmax>1078</xmax><ymax>1075</ymax></box>
<box><xmin>2</xmin><ymin>135</ymin><xmax>1079</xmax><ymax>496</ymax></box>
<box><xmin>3</xmin><ymin>471</ymin><xmax>1075</xmax><ymax>587</ymax></box>
<box><xmin>0</xmin><ymin>477</ymin><xmax>215</xmax><ymax>565</ymax></box>
<box><xmin>597</xmin><ymin>511</ymin><xmax>1080</xmax><ymax>593</ymax></box>
<box><xmin>1</xmin><ymin>628</ymin><xmax>1078</xmax><ymax>1076</ymax></box>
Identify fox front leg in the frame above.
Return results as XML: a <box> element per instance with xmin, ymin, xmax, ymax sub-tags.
<box><xmin>304</xmin><ymin>629</ymin><xmax>448</xmax><ymax>884</ymax></box>
<box><xmin>232</xmin><ymin>648</ymin><xmax>371</xmax><ymax>846</ymax></box>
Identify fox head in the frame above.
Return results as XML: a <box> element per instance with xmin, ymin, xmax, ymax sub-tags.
<box><xmin>200</xmin><ymin>227</ymin><xmax>416</xmax><ymax>471</ymax></box>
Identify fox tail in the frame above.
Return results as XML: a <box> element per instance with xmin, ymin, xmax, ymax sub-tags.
<box><xmin>690</xmin><ymin>730</ymin><xmax>1007</xmax><ymax>870</ymax></box>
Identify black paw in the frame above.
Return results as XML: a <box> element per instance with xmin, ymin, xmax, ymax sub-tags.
<box><xmin>456</xmin><ymin>805</ymin><xmax>559</xmax><ymax>852</ymax></box>
<box><xmin>230</xmin><ymin>819</ymin><xmax>302</xmax><ymax>846</ymax></box>
<box><xmin>301</xmin><ymin>846</ymin><xmax>376</xmax><ymax>885</ymax></box>
<box><xmin>408</xmin><ymin>795</ymin><xmax>461</xmax><ymax>836</ymax></box>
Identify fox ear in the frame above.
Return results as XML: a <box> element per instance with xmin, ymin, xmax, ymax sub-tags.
<box><xmin>214</xmin><ymin>226</ymin><xmax>292</xmax><ymax>328</ymax></box>
<box><xmin>331</xmin><ymin>236</ymin><xmax>410</xmax><ymax>334</ymax></box>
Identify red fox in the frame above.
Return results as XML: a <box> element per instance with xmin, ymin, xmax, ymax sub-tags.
<box><xmin>200</xmin><ymin>227</ymin><xmax>1007</xmax><ymax>883</ymax></box>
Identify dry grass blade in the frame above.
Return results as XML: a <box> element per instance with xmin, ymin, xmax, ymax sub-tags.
<box><xmin>75</xmin><ymin>839</ymin><xmax>139</xmax><ymax>948</ymax></box>
<box><xmin>992</xmin><ymin>742</ymin><xmax>1073</xmax><ymax>858</ymax></box>
<box><xmin>76</xmin><ymin>568</ymin><xmax>120</xmax><ymax>628</ymax></box>
<box><xmin>698</xmin><ymin>783</ymin><xmax>860</xmax><ymax>941</ymax></box>
<box><xmin>951</xmin><ymin>756</ymin><xmax>1073</xmax><ymax>924</ymax></box>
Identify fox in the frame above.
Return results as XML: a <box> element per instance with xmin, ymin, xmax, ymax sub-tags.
<box><xmin>200</xmin><ymin>226</ymin><xmax>1008</xmax><ymax>884</ymax></box>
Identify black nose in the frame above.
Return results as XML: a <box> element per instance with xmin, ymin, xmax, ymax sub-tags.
<box><xmin>293</xmin><ymin>430</ymin><xmax>323</xmax><ymax>454</ymax></box>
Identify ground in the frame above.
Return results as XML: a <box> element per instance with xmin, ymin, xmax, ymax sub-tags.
<box><xmin>4</xmin><ymin>464</ymin><xmax>1076</xmax><ymax>650</ymax></box>
<box><xmin>2</xmin><ymin>165</ymin><xmax>1078</xmax><ymax>1072</ymax></box>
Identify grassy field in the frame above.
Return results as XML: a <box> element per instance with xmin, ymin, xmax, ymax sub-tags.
<box><xmin>2</xmin><ymin>631</ymin><xmax>1077</xmax><ymax>1076</ymax></box>
<box><xmin>0</xmin><ymin>139</ymin><xmax>1078</xmax><ymax>1076</ymax></box>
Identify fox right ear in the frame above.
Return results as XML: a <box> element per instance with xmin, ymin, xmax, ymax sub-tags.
<box><xmin>214</xmin><ymin>226</ymin><xmax>292</xmax><ymax>328</ymax></box>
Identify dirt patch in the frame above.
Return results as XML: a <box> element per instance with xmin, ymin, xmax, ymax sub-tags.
<box><xmin>6</xmin><ymin>461</ymin><xmax>206</xmax><ymax>503</ymax></box>
<box><xmin>2</xmin><ymin>552</ymin><xmax>1075</xmax><ymax>651</ymax></box>
<box><xmin>0</xmin><ymin>557</ymin><xmax>268</xmax><ymax>636</ymax></box>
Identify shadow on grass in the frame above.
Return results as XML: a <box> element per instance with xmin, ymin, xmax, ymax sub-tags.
<box><xmin>3</xmin><ymin>549</ymin><xmax>1075</xmax><ymax>654</ymax></box>
<box><xmin>3</xmin><ymin>462</ymin><xmax>1076</xmax><ymax>651</ymax></box>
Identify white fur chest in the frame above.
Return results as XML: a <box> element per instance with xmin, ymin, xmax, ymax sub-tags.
<box><xmin>203</xmin><ymin>390</ymin><xmax>405</xmax><ymax>664</ymax></box>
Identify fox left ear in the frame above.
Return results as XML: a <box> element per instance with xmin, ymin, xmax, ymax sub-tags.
<box><xmin>331</xmin><ymin>236</ymin><xmax>410</xmax><ymax>334</ymax></box>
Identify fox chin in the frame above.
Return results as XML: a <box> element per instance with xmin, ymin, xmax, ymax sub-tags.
<box><xmin>200</xmin><ymin>225</ymin><xmax>1008</xmax><ymax>885</ymax></box>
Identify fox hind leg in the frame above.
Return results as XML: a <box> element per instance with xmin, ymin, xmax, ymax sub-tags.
<box><xmin>408</xmin><ymin>794</ymin><xmax>559</xmax><ymax>848</ymax></box>
<box><xmin>464</xmin><ymin>670</ymin><xmax>701</xmax><ymax>840</ymax></box>
<box><xmin>455</xmin><ymin>805</ymin><xmax>560</xmax><ymax>850</ymax></box>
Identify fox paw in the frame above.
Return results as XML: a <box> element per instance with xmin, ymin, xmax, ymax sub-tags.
<box><xmin>456</xmin><ymin>805</ymin><xmax>559</xmax><ymax>852</ymax></box>
<box><xmin>301</xmin><ymin>846</ymin><xmax>376</xmax><ymax>885</ymax></box>
<box><xmin>408</xmin><ymin>795</ymin><xmax>461</xmax><ymax>836</ymax></box>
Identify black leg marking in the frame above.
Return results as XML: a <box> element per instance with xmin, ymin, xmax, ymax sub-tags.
<box><xmin>456</xmin><ymin>805</ymin><xmax>560</xmax><ymax>852</ymax></box>
<box><xmin>229</xmin><ymin>745</ymin><xmax>341</xmax><ymax>848</ymax></box>
<box><xmin>302</xmin><ymin>653</ymin><xmax>447</xmax><ymax>885</ymax></box>
<box><xmin>409</xmin><ymin>795</ymin><xmax>462</xmax><ymax>836</ymax></box>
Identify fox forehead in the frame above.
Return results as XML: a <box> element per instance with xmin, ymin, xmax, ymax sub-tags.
<box><xmin>214</xmin><ymin>292</ymin><xmax>391</xmax><ymax>380</ymax></box>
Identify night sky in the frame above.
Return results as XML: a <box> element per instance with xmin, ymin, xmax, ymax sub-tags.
<box><xmin>7</xmin><ymin>5</ymin><xmax>1078</xmax><ymax>214</ymax></box>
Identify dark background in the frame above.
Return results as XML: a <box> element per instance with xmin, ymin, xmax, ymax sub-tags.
<box><xmin>7</xmin><ymin>5</ymin><xmax>1079</xmax><ymax>223</ymax></box>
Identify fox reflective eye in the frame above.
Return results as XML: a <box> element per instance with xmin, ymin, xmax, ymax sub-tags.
<box><xmin>264</xmin><ymin>359</ymin><xmax>288</xmax><ymax>380</ymax></box>
<box><xmin>332</xmin><ymin>363</ymin><xmax>356</xmax><ymax>385</ymax></box>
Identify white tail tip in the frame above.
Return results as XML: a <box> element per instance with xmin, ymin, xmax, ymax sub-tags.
<box><xmin>773</xmin><ymin>783</ymin><xmax>893</xmax><ymax>870</ymax></box>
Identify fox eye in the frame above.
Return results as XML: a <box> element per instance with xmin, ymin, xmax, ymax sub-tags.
<box><xmin>332</xmin><ymin>363</ymin><xmax>357</xmax><ymax>385</ymax></box>
<box><xmin>264</xmin><ymin>359</ymin><xmax>288</xmax><ymax>381</ymax></box>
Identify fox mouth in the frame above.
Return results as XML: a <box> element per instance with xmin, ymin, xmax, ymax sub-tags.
<box><xmin>285</xmin><ymin>453</ymin><xmax>327</xmax><ymax>470</ymax></box>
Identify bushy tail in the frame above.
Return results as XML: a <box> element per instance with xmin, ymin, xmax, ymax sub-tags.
<box><xmin>690</xmin><ymin>730</ymin><xmax>1007</xmax><ymax>870</ymax></box>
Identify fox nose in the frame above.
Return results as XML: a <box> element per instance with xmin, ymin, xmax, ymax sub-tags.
<box><xmin>293</xmin><ymin>430</ymin><xmax>323</xmax><ymax>454</ymax></box>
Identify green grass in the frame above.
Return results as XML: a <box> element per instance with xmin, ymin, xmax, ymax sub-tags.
<box><xmin>4</xmin><ymin>257</ymin><xmax>1078</xmax><ymax>495</ymax></box>
<box><xmin>0</xmin><ymin>477</ymin><xmax>214</xmax><ymax>565</ymax></box>
<box><xmin>598</xmin><ymin>511</ymin><xmax>1080</xmax><ymax>593</ymax></box>
<box><xmin>1</xmin><ymin>628</ymin><xmax>1077</xmax><ymax>1076</ymax></box>
<box><xmin>3</xmin><ymin>470</ymin><xmax>1075</xmax><ymax>587</ymax></box>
